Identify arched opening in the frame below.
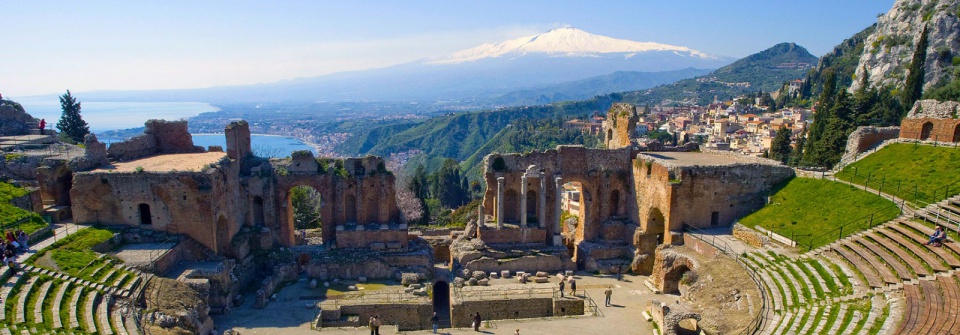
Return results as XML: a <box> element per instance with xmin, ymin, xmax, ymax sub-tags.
<box><xmin>661</xmin><ymin>264</ymin><xmax>692</xmax><ymax>294</ymax></box>
<box><xmin>344</xmin><ymin>194</ymin><xmax>357</xmax><ymax>223</ymax></box>
<box><xmin>138</xmin><ymin>204</ymin><xmax>152</xmax><ymax>225</ymax></box>
<box><xmin>215</xmin><ymin>216</ymin><xmax>230</xmax><ymax>254</ymax></box>
<box><xmin>290</xmin><ymin>185</ymin><xmax>324</xmax><ymax>245</ymax></box>
<box><xmin>365</xmin><ymin>189</ymin><xmax>380</xmax><ymax>224</ymax></box>
<box><xmin>526</xmin><ymin>190</ymin><xmax>538</xmax><ymax>225</ymax></box>
<box><xmin>609</xmin><ymin>190</ymin><xmax>621</xmax><ymax>217</ymax></box>
<box><xmin>504</xmin><ymin>189</ymin><xmax>520</xmax><ymax>223</ymax></box>
<box><xmin>710</xmin><ymin>211</ymin><xmax>720</xmax><ymax>227</ymax></box>
<box><xmin>648</xmin><ymin>208</ymin><xmax>665</xmax><ymax>244</ymax></box>
<box><xmin>953</xmin><ymin>124</ymin><xmax>959</xmax><ymax>143</ymax></box>
<box><xmin>607</xmin><ymin>129</ymin><xmax>613</xmax><ymax>143</ymax></box>
<box><xmin>921</xmin><ymin>122</ymin><xmax>934</xmax><ymax>140</ymax></box>
<box><xmin>252</xmin><ymin>196</ymin><xmax>264</xmax><ymax>226</ymax></box>
<box><xmin>432</xmin><ymin>281</ymin><xmax>451</xmax><ymax>328</ymax></box>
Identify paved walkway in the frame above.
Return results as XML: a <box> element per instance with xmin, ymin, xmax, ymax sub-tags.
<box><xmin>15</xmin><ymin>221</ymin><xmax>88</xmax><ymax>263</ymax></box>
<box><xmin>213</xmin><ymin>272</ymin><xmax>661</xmax><ymax>335</ymax></box>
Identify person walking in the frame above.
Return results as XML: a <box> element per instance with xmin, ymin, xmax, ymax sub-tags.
<box><xmin>604</xmin><ymin>286</ymin><xmax>613</xmax><ymax>307</ymax></box>
<box><xmin>558</xmin><ymin>279</ymin><xmax>565</xmax><ymax>297</ymax></box>
<box><xmin>569</xmin><ymin>278</ymin><xmax>577</xmax><ymax>297</ymax></box>
<box><xmin>430</xmin><ymin>312</ymin><xmax>439</xmax><ymax>333</ymax></box>
<box><xmin>473</xmin><ymin>312</ymin><xmax>482</xmax><ymax>331</ymax></box>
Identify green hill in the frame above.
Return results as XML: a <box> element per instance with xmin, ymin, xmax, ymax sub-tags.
<box><xmin>836</xmin><ymin>143</ymin><xmax>960</xmax><ymax>205</ymax></box>
<box><xmin>712</xmin><ymin>42</ymin><xmax>817</xmax><ymax>91</ymax></box>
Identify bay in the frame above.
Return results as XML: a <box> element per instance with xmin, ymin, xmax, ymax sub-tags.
<box><xmin>191</xmin><ymin>134</ymin><xmax>314</xmax><ymax>158</ymax></box>
<box><xmin>14</xmin><ymin>97</ymin><xmax>218</xmax><ymax>133</ymax></box>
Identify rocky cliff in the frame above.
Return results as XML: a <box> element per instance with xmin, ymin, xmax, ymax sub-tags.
<box><xmin>0</xmin><ymin>100</ymin><xmax>37</xmax><ymax>136</ymax></box>
<box><xmin>853</xmin><ymin>0</ymin><xmax>960</xmax><ymax>91</ymax></box>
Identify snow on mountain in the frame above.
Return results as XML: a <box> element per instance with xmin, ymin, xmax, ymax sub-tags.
<box><xmin>429</xmin><ymin>27</ymin><xmax>720</xmax><ymax>64</ymax></box>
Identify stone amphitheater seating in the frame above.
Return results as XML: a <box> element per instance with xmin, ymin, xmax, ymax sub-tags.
<box><xmin>0</xmin><ymin>262</ymin><xmax>144</xmax><ymax>335</ymax></box>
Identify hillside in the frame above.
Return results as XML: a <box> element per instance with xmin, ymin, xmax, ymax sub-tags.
<box><xmin>711</xmin><ymin>42</ymin><xmax>817</xmax><ymax>92</ymax></box>
<box><xmin>489</xmin><ymin>68</ymin><xmax>712</xmax><ymax>106</ymax></box>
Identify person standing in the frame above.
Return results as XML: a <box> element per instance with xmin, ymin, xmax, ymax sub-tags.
<box><xmin>558</xmin><ymin>279</ymin><xmax>565</xmax><ymax>297</ymax></box>
<box><xmin>604</xmin><ymin>286</ymin><xmax>613</xmax><ymax>307</ymax></box>
<box><xmin>373</xmin><ymin>315</ymin><xmax>382</xmax><ymax>335</ymax></box>
<box><xmin>368</xmin><ymin>316</ymin><xmax>376</xmax><ymax>335</ymax></box>
<box><xmin>430</xmin><ymin>312</ymin><xmax>439</xmax><ymax>333</ymax></box>
<box><xmin>569</xmin><ymin>278</ymin><xmax>577</xmax><ymax>297</ymax></box>
<box><xmin>616</xmin><ymin>266</ymin><xmax>622</xmax><ymax>281</ymax></box>
<box><xmin>473</xmin><ymin>312</ymin><xmax>482</xmax><ymax>331</ymax></box>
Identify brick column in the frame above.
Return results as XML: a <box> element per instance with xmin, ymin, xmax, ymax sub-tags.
<box><xmin>497</xmin><ymin>177</ymin><xmax>504</xmax><ymax>229</ymax></box>
<box><xmin>521</xmin><ymin>175</ymin><xmax>528</xmax><ymax>226</ymax></box>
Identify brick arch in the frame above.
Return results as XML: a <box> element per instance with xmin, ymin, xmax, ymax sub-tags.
<box><xmin>277</xmin><ymin>177</ymin><xmax>337</xmax><ymax>248</ymax></box>
<box><xmin>647</xmin><ymin>207</ymin><xmax>666</xmax><ymax>244</ymax></box>
<box><xmin>651</xmin><ymin>247</ymin><xmax>697</xmax><ymax>295</ymax></box>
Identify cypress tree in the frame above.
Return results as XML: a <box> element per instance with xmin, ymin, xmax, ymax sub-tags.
<box><xmin>901</xmin><ymin>25</ymin><xmax>929</xmax><ymax>110</ymax></box>
<box><xmin>56</xmin><ymin>90</ymin><xmax>90</xmax><ymax>144</ymax></box>
<box><xmin>770</xmin><ymin>126</ymin><xmax>793</xmax><ymax>164</ymax></box>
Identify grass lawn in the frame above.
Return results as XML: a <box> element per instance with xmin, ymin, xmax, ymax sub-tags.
<box><xmin>836</xmin><ymin>143</ymin><xmax>960</xmax><ymax>205</ymax></box>
<box><xmin>31</xmin><ymin>227</ymin><xmax>115</xmax><ymax>278</ymax></box>
<box><xmin>0</xmin><ymin>181</ymin><xmax>48</xmax><ymax>235</ymax></box>
<box><xmin>740</xmin><ymin>177</ymin><xmax>900</xmax><ymax>250</ymax></box>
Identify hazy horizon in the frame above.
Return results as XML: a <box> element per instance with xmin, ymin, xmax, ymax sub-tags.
<box><xmin>2</xmin><ymin>1</ymin><xmax>895</xmax><ymax>97</ymax></box>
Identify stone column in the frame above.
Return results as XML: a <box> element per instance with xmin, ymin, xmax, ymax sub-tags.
<box><xmin>477</xmin><ymin>203</ymin><xmax>485</xmax><ymax>226</ymax></box>
<box><xmin>521</xmin><ymin>175</ymin><xmax>528</xmax><ymax>226</ymax></box>
<box><xmin>554</xmin><ymin>176</ymin><xmax>563</xmax><ymax>246</ymax></box>
<box><xmin>496</xmin><ymin>177</ymin><xmax>505</xmax><ymax>229</ymax></box>
<box><xmin>539</xmin><ymin>174</ymin><xmax>546</xmax><ymax>229</ymax></box>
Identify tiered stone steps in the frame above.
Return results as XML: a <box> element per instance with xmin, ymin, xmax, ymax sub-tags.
<box><xmin>744</xmin><ymin>250</ymin><xmax>889</xmax><ymax>335</ymax></box>
<box><xmin>32</xmin><ymin>280</ymin><xmax>53</xmax><ymax>324</ymax></box>
<box><xmin>51</xmin><ymin>281</ymin><xmax>71</xmax><ymax>329</ymax></box>
<box><xmin>915</xmin><ymin>195</ymin><xmax>960</xmax><ymax>232</ymax></box>
<box><xmin>895</xmin><ymin>274</ymin><xmax>960</xmax><ymax>334</ymax></box>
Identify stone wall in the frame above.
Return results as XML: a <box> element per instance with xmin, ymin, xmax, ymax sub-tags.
<box><xmin>602</xmin><ymin>103</ymin><xmax>638</xmax><ymax>149</ymax></box>
<box><xmin>476</xmin><ymin>227</ymin><xmax>546</xmax><ymax>245</ymax></box>
<box><xmin>732</xmin><ymin>224</ymin><xmax>767</xmax><ymax>248</ymax></box>
<box><xmin>647</xmin><ymin>299</ymin><xmax>701</xmax><ymax>335</ymax></box>
<box><xmin>107</xmin><ymin>120</ymin><xmax>204</xmax><ymax>161</ymax></box>
<box><xmin>650</xmin><ymin>246</ymin><xmax>698</xmax><ymax>294</ymax></box>
<box><xmin>224</xmin><ymin>121</ymin><xmax>251</xmax><ymax>160</ymax></box>
<box><xmin>69</xmin><ymin>134</ymin><xmax>110</xmax><ymax>171</ymax></box>
<box><xmin>323</xmin><ymin>303</ymin><xmax>433</xmax><ymax>331</ymax></box>
<box><xmin>840</xmin><ymin>126</ymin><xmax>901</xmax><ymax>165</ymax></box>
<box><xmin>680</xmin><ymin>233</ymin><xmax>721</xmax><ymax>259</ymax></box>
<box><xmin>451</xmin><ymin>296</ymin><xmax>578</xmax><ymax>327</ymax></box>
<box><xmin>255</xmin><ymin>262</ymin><xmax>299</xmax><ymax>308</ymax></box>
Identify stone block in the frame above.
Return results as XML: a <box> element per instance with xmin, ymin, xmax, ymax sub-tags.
<box><xmin>489</xmin><ymin>272</ymin><xmax>499</xmax><ymax>279</ymax></box>
<box><xmin>409</xmin><ymin>284</ymin><xmax>422</xmax><ymax>289</ymax></box>
<box><xmin>517</xmin><ymin>276</ymin><xmax>526</xmax><ymax>283</ymax></box>
<box><xmin>501</xmin><ymin>270</ymin><xmax>511</xmax><ymax>278</ymax></box>
<box><xmin>404</xmin><ymin>287</ymin><xmax>415</xmax><ymax>293</ymax></box>
<box><xmin>348</xmin><ymin>285</ymin><xmax>358</xmax><ymax>291</ymax></box>
<box><xmin>564</xmin><ymin>270</ymin><xmax>574</xmax><ymax>277</ymax></box>
<box><xmin>535</xmin><ymin>271</ymin><xmax>548</xmax><ymax>277</ymax></box>
<box><xmin>468</xmin><ymin>278</ymin><xmax>478</xmax><ymax>286</ymax></box>
<box><xmin>534</xmin><ymin>277</ymin><xmax>549</xmax><ymax>283</ymax></box>
<box><xmin>478</xmin><ymin>278</ymin><xmax>489</xmax><ymax>286</ymax></box>
<box><xmin>472</xmin><ymin>271</ymin><xmax>487</xmax><ymax>280</ymax></box>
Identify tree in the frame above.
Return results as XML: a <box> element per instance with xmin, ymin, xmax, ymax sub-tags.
<box><xmin>56</xmin><ymin>90</ymin><xmax>90</xmax><ymax>143</ymax></box>
<box><xmin>770</xmin><ymin>126</ymin><xmax>793</xmax><ymax>164</ymax></box>
<box><xmin>290</xmin><ymin>186</ymin><xmax>322</xmax><ymax>229</ymax></box>
<box><xmin>900</xmin><ymin>25</ymin><xmax>928</xmax><ymax>110</ymax></box>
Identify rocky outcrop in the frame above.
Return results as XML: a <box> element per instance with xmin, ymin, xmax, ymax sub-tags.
<box><xmin>0</xmin><ymin>100</ymin><xmax>37</xmax><ymax>136</ymax></box>
<box><xmin>68</xmin><ymin>134</ymin><xmax>109</xmax><ymax>171</ymax></box>
<box><xmin>852</xmin><ymin>0</ymin><xmax>960</xmax><ymax>91</ymax></box>
<box><xmin>906</xmin><ymin>99</ymin><xmax>960</xmax><ymax>119</ymax></box>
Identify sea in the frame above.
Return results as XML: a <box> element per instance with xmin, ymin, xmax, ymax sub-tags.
<box><xmin>14</xmin><ymin>97</ymin><xmax>313</xmax><ymax>158</ymax></box>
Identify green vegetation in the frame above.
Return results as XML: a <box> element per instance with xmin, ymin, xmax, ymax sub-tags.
<box><xmin>711</xmin><ymin>42</ymin><xmax>818</xmax><ymax>92</ymax></box>
<box><xmin>33</xmin><ymin>227</ymin><xmax>115</xmax><ymax>278</ymax></box>
<box><xmin>0</xmin><ymin>181</ymin><xmax>47</xmax><ymax>235</ymax></box>
<box><xmin>900</xmin><ymin>25</ymin><xmax>929</xmax><ymax>109</ymax></box>
<box><xmin>290</xmin><ymin>185</ymin><xmax>323</xmax><ymax>229</ymax></box>
<box><xmin>408</xmin><ymin>160</ymin><xmax>477</xmax><ymax>225</ymax></box>
<box><xmin>740</xmin><ymin>178</ymin><xmax>900</xmax><ymax>250</ymax></box>
<box><xmin>55</xmin><ymin>90</ymin><xmax>90</xmax><ymax>144</ymax></box>
<box><xmin>836</xmin><ymin>143</ymin><xmax>960</xmax><ymax>204</ymax></box>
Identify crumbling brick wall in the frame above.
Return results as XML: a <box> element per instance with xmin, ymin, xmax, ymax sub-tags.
<box><xmin>899</xmin><ymin>99</ymin><xmax>960</xmax><ymax>142</ymax></box>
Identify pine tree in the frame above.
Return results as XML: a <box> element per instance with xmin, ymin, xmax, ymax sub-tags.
<box><xmin>56</xmin><ymin>90</ymin><xmax>90</xmax><ymax>143</ymax></box>
<box><xmin>901</xmin><ymin>25</ymin><xmax>929</xmax><ymax>110</ymax></box>
<box><xmin>770</xmin><ymin>126</ymin><xmax>793</xmax><ymax>164</ymax></box>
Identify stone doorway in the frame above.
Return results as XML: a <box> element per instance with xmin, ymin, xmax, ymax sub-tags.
<box><xmin>138</xmin><ymin>203</ymin><xmax>152</xmax><ymax>225</ymax></box>
<box><xmin>432</xmin><ymin>281</ymin><xmax>451</xmax><ymax>328</ymax></box>
<box><xmin>953</xmin><ymin>124</ymin><xmax>959</xmax><ymax>143</ymax></box>
<box><xmin>921</xmin><ymin>122</ymin><xmax>934</xmax><ymax>140</ymax></box>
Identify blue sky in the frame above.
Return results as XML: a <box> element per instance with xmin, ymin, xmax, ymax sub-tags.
<box><xmin>2</xmin><ymin>1</ymin><xmax>895</xmax><ymax>97</ymax></box>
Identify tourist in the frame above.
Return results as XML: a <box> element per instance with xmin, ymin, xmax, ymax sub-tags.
<box><xmin>430</xmin><ymin>312</ymin><xmax>439</xmax><ymax>333</ymax></box>
<box><xmin>569</xmin><ymin>277</ymin><xmax>577</xmax><ymax>296</ymax></box>
<box><xmin>604</xmin><ymin>286</ymin><xmax>613</xmax><ymax>306</ymax></box>
<box><xmin>16</xmin><ymin>229</ymin><xmax>27</xmax><ymax>250</ymax></box>
<box><xmin>373</xmin><ymin>314</ymin><xmax>382</xmax><ymax>335</ymax></box>
<box><xmin>368</xmin><ymin>316</ymin><xmax>376</xmax><ymax>335</ymax></box>
<box><xmin>616</xmin><ymin>266</ymin><xmax>622</xmax><ymax>281</ymax></box>
<box><xmin>927</xmin><ymin>226</ymin><xmax>946</xmax><ymax>247</ymax></box>
<box><xmin>514</xmin><ymin>329</ymin><xmax>521</xmax><ymax>335</ymax></box>
<box><xmin>473</xmin><ymin>311</ymin><xmax>482</xmax><ymax>331</ymax></box>
<box><xmin>4</xmin><ymin>231</ymin><xmax>18</xmax><ymax>251</ymax></box>
<box><xmin>558</xmin><ymin>279</ymin><xmax>565</xmax><ymax>297</ymax></box>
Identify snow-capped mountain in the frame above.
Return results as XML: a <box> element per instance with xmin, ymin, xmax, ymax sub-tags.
<box><xmin>69</xmin><ymin>28</ymin><xmax>734</xmax><ymax>103</ymax></box>
<box><xmin>429</xmin><ymin>27</ymin><xmax>721</xmax><ymax>64</ymax></box>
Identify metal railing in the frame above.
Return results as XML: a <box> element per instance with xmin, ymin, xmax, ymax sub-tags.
<box><xmin>683</xmin><ymin>225</ymin><xmax>767</xmax><ymax>335</ymax></box>
<box><xmin>914</xmin><ymin>199</ymin><xmax>960</xmax><ymax>239</ymax></box>
<box><xmin>796</xmin><ymin>206</ymin><xmax>903</xmax><ymax>252</ymax></box>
